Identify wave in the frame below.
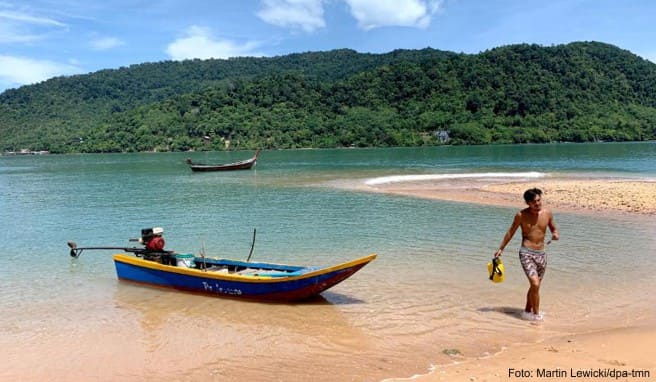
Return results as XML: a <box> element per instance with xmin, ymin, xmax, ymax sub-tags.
<box><xmin>364</xmin><ymin>172</ymin><xmax>546</xmax><ymax>186</ymax></box>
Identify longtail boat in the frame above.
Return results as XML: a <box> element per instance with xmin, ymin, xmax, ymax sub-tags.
<box><xmin>185</xmin><ymin>149</ymin><xmax>260</xmax><ymax>172</ymax></box>
<box><xmin>111</xmin><ymin>253</ymin><xmax>376</xmax><ymax>301</ymax></box>
<box><xmin>67</xmin><ymin>229</ymin><xmax>376</xmax><ymax>302</ymax></box>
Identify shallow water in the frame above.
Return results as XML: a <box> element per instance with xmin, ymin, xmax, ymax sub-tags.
<box><xmin>1</xmin><ymin>143</ymin><xmax>655</xmax><ymax>381</ymax></box>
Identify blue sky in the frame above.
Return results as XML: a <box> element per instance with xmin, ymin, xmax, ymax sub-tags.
<box><xmin>1</xmin><ymin>0</ymin><xmax>655</xmax><ymax>93</ymax></box>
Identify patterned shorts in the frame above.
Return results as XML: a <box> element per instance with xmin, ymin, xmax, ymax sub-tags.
<box><xmin>519</xmin><ymin>247</ymin><xmax>547</xmax><ymax>280</ymax></box>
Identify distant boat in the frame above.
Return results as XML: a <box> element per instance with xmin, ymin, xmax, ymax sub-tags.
<box><xmin>185</xmin><ymin>149</ymin><xmax>260</xmax><ymax>172</ymax></box>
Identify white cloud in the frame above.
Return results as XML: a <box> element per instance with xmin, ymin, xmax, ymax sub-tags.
<box><xmin>90</xmin><ymin>36</ymin><xmax>124</xmax><ymax>50</ymax></box>
<box><xmin>255</xmin><ymin>0</ymin><xmax>442</xmax><ymax>32</ymax></box>
<box><xmin>0</xmin><ymin>10</ymin><xmax>67</xmax><ymax>27</ymax></box>
<box><xmin>0</xmin><ymin>8</ymin><xmax>67</xmax><ymax>43</ymax></box>
<box><xmin>257</xmin><ymin>0</ymin><xmax>325</xmax><ymax>32</ymax></box>
<box><xmin>344</xmin><ymin>0</ymin><xmax>442</xmax><ymax>30</ymax></box>
<box><xmin>166</xmin><ymin>25</ymin><xmax>263</xmax><ymax>60</ymax></box>
<box><xmin>0</xmin><ymin>55</ymin><xmax>82</xmax><ymax>88</ymax></box>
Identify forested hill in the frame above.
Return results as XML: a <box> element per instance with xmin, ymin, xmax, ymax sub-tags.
<box><xmin>2</xmin><ymin>41</ymin><xmax>656</xmax><ymax>153</ymax></box>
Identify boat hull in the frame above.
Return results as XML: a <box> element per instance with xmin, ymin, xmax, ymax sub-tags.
<box><xmin>189</xmin><ymin>160</ymin><xmax>255</xmax><ymax>171</ymax></box>
<box><xmin>187</xmin><ymin>150</ymin><xmax>260</xmax><ymax>172</ymax></box>
<box><xmin>113</xmin><ymin>253</ymin><xmax>376</xmax><ymax>302</ymax></box>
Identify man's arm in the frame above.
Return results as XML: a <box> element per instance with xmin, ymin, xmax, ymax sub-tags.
<box><xmin>494</xmin><ymin>212</ymin><xmax>521</xmax><ymax>258</ymax></box>
<box><xmin>548</xmin><ymin>210</ymin><xmax>559</xmax><ymax>241</ymax></box>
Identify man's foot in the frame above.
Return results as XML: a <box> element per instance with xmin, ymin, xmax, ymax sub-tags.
<box><xmin>521</xmin><ymin>311</ymin><xmax>545</xmax><ymax>321</ymax></box>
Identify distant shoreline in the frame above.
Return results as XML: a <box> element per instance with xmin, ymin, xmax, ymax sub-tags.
<box><xmin>359</xmin><ymin>177</ymin><xmax>656</xmax><ymax>215</ymax></box>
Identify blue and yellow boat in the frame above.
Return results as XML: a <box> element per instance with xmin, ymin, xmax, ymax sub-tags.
<box><xmin>69</xmin><ymin>228</ymin><xmax>376</xmax><ymax>302</ymax></box>
<box><xmin>112</xmin><ymin>252</ymin><xmax>377</xmax><ymax>302</ymax></box>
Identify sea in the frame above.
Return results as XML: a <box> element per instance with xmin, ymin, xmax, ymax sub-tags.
<box><xmin>1</xmin><ymin>142</ymin><xmax>655</xmax><ymax>382</ymax></box>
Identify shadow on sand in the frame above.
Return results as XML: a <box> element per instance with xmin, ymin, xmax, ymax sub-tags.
<box><xmin>478</xmin><ymin>306</ymin><xmax>526</xmax><ymax>320</ymax></box>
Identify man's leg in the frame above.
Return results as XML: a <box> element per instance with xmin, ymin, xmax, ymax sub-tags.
<box><xmin>519</xmin><ymin>248</ymin><xmax>545</xmax><ymax>320</ymax></box>
<box><xmin>525</xmin><ymin>275</ymin><xmax>541</xmax><ymax>314</ymax></box>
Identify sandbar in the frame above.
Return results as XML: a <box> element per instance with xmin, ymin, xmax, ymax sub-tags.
<box><xmin>362</xmin><ymin>178</ymin><xmax>656</xmax><ymax>215</ymax></box>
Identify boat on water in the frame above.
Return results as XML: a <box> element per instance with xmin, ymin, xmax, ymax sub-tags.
<box><xmin>68</xmin><ymin>228</ymin><xmax>376</xmax><ymax>302</ymax></box>
<box><xmin>112</xmin><ymin>253</ymin><xmax>376</xmax><ymax>301</ymax></box>
<box><xmin>185</xmin><ymin>149</ymin><xmax>260</xmax><ymax>172</ymax></box>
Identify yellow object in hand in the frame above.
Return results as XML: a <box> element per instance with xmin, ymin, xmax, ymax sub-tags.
<box><xmin>487</xmin><ymin>258</ymin><xmax>505</xmax><ymax>283</ymax></box>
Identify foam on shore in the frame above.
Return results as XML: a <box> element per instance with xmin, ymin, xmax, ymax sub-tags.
<box><xmin>365</xmin><ymin>172</ymin><xmax>545</xmax><ymax>186</ymax></box>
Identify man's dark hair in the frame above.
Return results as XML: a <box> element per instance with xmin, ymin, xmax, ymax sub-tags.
<box><xmin>523</xmin><ymin>187</ymin><xmax>543</xmax><ymax>202</ymax></box>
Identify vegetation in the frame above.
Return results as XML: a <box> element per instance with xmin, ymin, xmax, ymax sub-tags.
<box><xmin>1</xmin><ymin>41</ymin><xmax>655</xmax><ymax>153</ymax></box>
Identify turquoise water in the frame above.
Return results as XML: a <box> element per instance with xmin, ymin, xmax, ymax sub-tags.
<box><xmin>1</xmin><ymin>142</ymin><xmax>655</xmax><ymax>381</ymax></box>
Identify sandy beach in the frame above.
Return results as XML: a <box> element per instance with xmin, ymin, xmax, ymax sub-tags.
<box><xmin>404</xmin><ymin>325</ymin><xmax>656</xmax><ymax>382</ymax></box>
<box><xmin>365</xmin><ymin>177</ymin><xmax>656</xmax><ymax>381</ymax></box>
<box><xmin>363</xmin><ymin>178</ymin><xmax>656</xmax><ymax>215</ymax></box>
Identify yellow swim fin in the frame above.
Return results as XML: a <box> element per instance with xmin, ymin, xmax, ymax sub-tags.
<box><xmin>487</xmin><ymin>258</ymin><xmax>505</xmax><ymax>283</ymax></box>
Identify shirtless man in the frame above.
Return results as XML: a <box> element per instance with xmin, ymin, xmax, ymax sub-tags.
<box><xmin>494</xmin><ymin>188</ymin><xmax>559</xmax><ymax>321</ymax></box>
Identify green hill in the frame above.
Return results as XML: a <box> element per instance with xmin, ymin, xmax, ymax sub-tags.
<box><xmin>1</xmin><ymin>41</ymin><xmax>655</xmax><ymax>153</ymax></box>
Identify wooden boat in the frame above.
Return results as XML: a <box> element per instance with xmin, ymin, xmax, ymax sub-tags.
<box><xmin>185</xmin><ymin>150</ymin><xmax>260</xmax><ymax>172</ymax></box>
<box><xmin>112</xmin><ymin>252</ymin><xmax>376</xmax><ymax>301</ymax></box>
<box><xmin>68</xmin><ymin>238</ymin><xmax>376</xmax><ymax>302</ymax></box>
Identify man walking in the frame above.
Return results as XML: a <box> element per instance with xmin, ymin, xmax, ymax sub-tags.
<box><xmin>494</xmin><ymin>188</ymin><xmax>559</xmax><ymax>321</ymax></box>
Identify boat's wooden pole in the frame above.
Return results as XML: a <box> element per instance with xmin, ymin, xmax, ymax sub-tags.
<box><xmin>246</xmin><ymin>228</ymin><xmax>256</xmax><ymax>262</ymax></box>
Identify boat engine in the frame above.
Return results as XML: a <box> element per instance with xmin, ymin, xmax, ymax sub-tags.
<box><xmin>138</xmin><ymin>227</ymin><xmax>163</xmax><ymax>243</ymax></box>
